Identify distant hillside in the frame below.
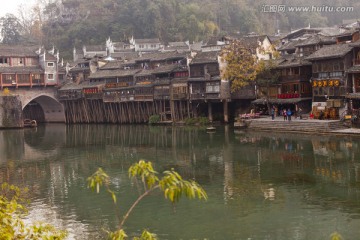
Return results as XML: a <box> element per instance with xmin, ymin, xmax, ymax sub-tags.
<box><xmin>7</xmin><ymin>0</ymin><xmax>359</xmax><ymax>60</ymax></box>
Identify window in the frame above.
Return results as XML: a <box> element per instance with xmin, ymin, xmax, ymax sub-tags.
<box><xmin>48</xmin><ymin>74</ymin><xmax>54</xmax><ymax>80</ymax></box>
<box><xmin>5</xmin><ymin>75</ymin><xmax>13</xmax><ymax>80</ymax></box>
<box><xmin>0</xmin><ymin>58</ymin><xmax>8</xmax><ymax>64</ymax></box>
<box><xmin>318</xmin><ymin>72</ymin><xmax>328</xmax><ymax>78</ymax></box>
<box><xmin>293</xmin><ymin>84</ymin><xmax>299</xmax><ymax>93</ymax></box>
<box><xmin>329</xmin><ymin>71</ymin><xmax>343</xmax><ymax>78</ymax></box>
<box><xmin>301</xmin><ymin>83</ymin><xmax>311</xmax><ymax>93</ymax></box>
<box><xmin>47</xmin><ymin>62</ymin><xmax>54</xmax><ymax>67</ymax></box>
<box><xmin>206</xmin><ymin>82</ymin><xmax>220</xmax><ymax>93</ymax></box>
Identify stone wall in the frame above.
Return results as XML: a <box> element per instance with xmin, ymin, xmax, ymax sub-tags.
<box><xmin>0</xmin><ymin>96</ymin><xmax>23</xmax><ymax>128</ymax></box>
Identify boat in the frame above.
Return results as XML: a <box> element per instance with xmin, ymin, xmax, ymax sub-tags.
<box><xmin>206</xmin><ymin>126</ymin><xmax>216</xmax><ymax>133</ymax></box>
<box><xmin>23</xmin><ymin>119</ymin><xmax>37</xmax><ymax>128</ymax></box>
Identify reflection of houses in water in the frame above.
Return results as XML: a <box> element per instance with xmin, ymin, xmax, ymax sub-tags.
<box><xmin>311</xmin><ymin>139</ymin><xmax>354</xmax><ymax>184</ymax></box>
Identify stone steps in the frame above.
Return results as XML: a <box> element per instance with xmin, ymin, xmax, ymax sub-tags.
<box><xmin>246</xmin><ymin>119</ymin><xmax>349</xmax><ymax>133</ymax></box>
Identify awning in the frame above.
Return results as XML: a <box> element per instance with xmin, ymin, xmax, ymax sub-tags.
<box><xmin>251</xmin><ymin>97</ymin><xmax>312</xmax><ymax>105</ymax></box>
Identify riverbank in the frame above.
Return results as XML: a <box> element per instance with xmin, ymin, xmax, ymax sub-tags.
<box><xmin>239</xmin><ymin>115</ymin><xmax>360</xmax><ymax>136</ymax></box>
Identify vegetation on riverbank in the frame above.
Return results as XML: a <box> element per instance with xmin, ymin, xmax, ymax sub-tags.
<box><xmin>0</xmin><ymin>183</ymin><xmax>67</xmax><ymax>239</ymax></box>
<box><xmin>87</xmin><ymin>160</ymin><xmax>207</xmax><ymax>239</ymax></box>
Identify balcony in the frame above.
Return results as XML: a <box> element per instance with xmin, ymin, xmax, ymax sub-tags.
<box><xmin>277</xmin><ymin>93</ymin><xmax>300</xmax><ymax>99</ymax></box>
<box><xmin>354</xmin><ymin>59</ymin><xmax>360</xmax><ymax>65</ymax></box>
<box><xmin>172</xmin><ymin>93</ymin><xmax>187</xmax><ymax>100</ymax></box>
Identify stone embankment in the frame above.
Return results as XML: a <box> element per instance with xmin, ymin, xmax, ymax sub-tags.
<box><xmin>237</xmin><ymin>116</ymin><xmax>360</xmax><ymax>135</ymax></box>
<box><xmin>0</xmin><ymin>96</ymin><xmax>23</xmax><ymax>128</ymax></box>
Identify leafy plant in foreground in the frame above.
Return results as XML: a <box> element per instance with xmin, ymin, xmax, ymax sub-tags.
<box><xmin>87</xmin><ymin>160</ymin><xmax>207</xmax><ymax>239</ymax></box>
<box><xmin>0</xmin><ymin>182</ymin><xmax>67</xmax><ymax>240</ymax></box>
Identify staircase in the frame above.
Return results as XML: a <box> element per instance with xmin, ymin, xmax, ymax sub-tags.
<box><xmin>246</xmin><ymin>118</ymin><xmax>349</xmax><ymax>133</ymax></box>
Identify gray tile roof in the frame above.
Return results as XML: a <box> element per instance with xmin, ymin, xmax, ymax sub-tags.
<box><xmin>190</xmin><ymin>51</ymin><xmax>219</xmax><ymax>64</ymax></box>
<box><xmin>135</xmin><ymin>51</ymin><xmax>187</xmax><ymax>62</ymax></box>
<box><xmin>305</xmin><ymin>44</ymin><xmax>353</xmax><ymax>60</ymax></box>
<box><xmin>100</xmin><ymin>60</ymin><xmax>126</xmax><ymax>70</ymax></box>
<box><xmin>347</xmin><ymin>65</ymin><xmax>360</xmax><ymax>73</ymax></box>
<box><xmin>0</xmin><ymin>66</ymin><xmax>43</xmax><ymax>74</ymax></box>
<box><xmin>59</xmin><ymin>80</ymin><xmax>106</xmax><ymax>91</ymax></box>
<box><xmin>295</xmin><ymin>35</ymin><xmax>336</xmax><ymax>47</ymax></box>
<box><xmin>276</xmin><ymin>56</ymin><xmax>311</xmax><ymax>68</ymax></box>
<box><xmin>0</xmin><ymin>45</ymin><xmax>39</xmax><ymax>57</ymax></box>
<box><xmin>85</xmin><ymin>45</ymin><xmax>106</xmax><ymax>51</ymax></box>
<box><xmin>278</xmin><ymin>40</ymin><xmax>303</xmax><ymax>51</ymax></box>
<box><xmin>134</xmin><ymin>38</ymin><xmax>160</xmax><ymax>44</ymax></box>
<box><xmin>89</xmin><ymin>69</ymin><xmax>140</xmax><ymax>79</ymax></box>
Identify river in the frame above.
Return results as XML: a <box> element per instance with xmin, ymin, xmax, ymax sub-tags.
<box><xmin>1</xmin><ymin>124</ymin><xmax>360</xmax><ymax>239</ymax></box>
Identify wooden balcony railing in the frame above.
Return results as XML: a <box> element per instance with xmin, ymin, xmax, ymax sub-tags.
<box><xmin>172</xmin><ymin>93</ymin><xmax>187</xmax><ymax>100</ymax></box>
<box><xmin>277</xmin><ymin>93</ymin><xmax>300</xmax><ymax>99</ymax></box>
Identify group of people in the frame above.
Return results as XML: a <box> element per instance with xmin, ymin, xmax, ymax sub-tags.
<box><xmin>270</xmin><ymin>106</ymin><xmax>296</xmax><ymax>121</ymax></box>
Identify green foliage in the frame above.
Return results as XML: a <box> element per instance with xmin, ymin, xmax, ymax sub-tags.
<box><xmin>148</xmin><ymin>115</ymin><xmax>160</xmax><ymax>125</ymax></box>
<box><xmin>88</xmin><ymin>168</ymin><xmax>117</xmax><ymax>203</ymax></box>
<box><xmin>88</xmin><ymin>160</ymin><xmax>207</xmax><ymax>239</ymax></box>
<box><xmin>0</xmin><ymin>183</ymin><xmax>67</xmax><ymax>240</ymax></box>
<box><xmin>220</xmin><ymin>39</ymin><xmax>258</xmax><ymax>91</ymax></box>
<box><xmin>0</xmin><ymin>14</ymin><xmax>22</xmax><ymax>44</ymax></box>
<box><xmin>184</xmin><ymin>117</ymin><xmax>197</xmax><ymax>125</ymax></box>
<box><xmin>2</xmin><ymin>88</ymin><xmax>10</xmax><ymax>95</ymax></box>
<box><xmin>330</xmin><ymin>231</ymin><xmax>343</xmax><ymax>240</ymax></box>
<box><xmin>184</xmin><ymin>117</ymin><xmax>209</xmax><ymax>125</ymax></box>
<box><xmin>198</xmin><ymin>117</ymin><xmax>210</xmax><ymax>125</ymax></box>
<box><xmin>107</xmin><ymin>229</ymin><xmax>128</xmax><ymax>240</ymax></box>
<box><xmin>133</xmin><ymin>230</ymin><xmax>157</xmax><ymax>240</ymax></box>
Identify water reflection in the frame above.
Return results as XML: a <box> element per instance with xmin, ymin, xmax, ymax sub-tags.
<box><xmin>1</xmin><ymin>125</ymin><xmax>360</xmax><ymax>239</ymax></box>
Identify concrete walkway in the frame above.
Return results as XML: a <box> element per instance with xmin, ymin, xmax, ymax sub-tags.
<box><xmin>241</xmin><ymin>115</ymin><xmax>360</xmax><ymax>135</ymax></box>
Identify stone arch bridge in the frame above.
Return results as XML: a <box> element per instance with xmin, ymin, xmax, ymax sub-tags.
<box><xmin>15</xmin><ymin>87</ymin><xmax>65</xmax><ymax>123</ymax></box>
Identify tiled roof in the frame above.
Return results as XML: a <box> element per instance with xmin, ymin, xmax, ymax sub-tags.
<box><xmin>89</xmin><ymin>69</ymin><xmax>140</xmax><ymax>79</ymax></box>
<box><xmin>135</xmin><ymin>64</ymin><xmax>182</xmax><ymax>76</ymax></box>
<box><xmin>111</xmin><ymin>51</ymin><xmax>138</xmax><ymax>60</ymax></box>
<box><xmin>239</xmin><ymin>35</ymin><xmax>267</xmax><ymax>51</ymax></box>
<box><xmin>59</xmin><ymin>80</ymin><xmax>106</xmax><ymax>90</ymax></box>
<box><xmin>85</xmin><ymin>45</ymin><xmax>106</xmax><ymax>52</ymax></box>
<box><xmin>276</xmin><ymin>56</ymin><xmax>311</xmax><ymax>68</ymax></box>
<box><xmin>189</xmin><ymin>41</ymin><xmax>203</xmax><ymax>51</ymax></box>
<box><xmin>190</xmin><ymin>51</ymin><xmax>219</xmax><ymax>64</ymax></box>
<box><xmin>134</xmin><ymin>38</ymin><xmax>160</xmax><ymax>44</ymax></box>
<box><xmin>347</xmin><ymin>65</ymin><xmax>360</xmax><ymax>73</ymax></box>
<box><xmin>295</xmin><ymin>35</ymin><xmax>336</xmax><ymax>47</ymax></box>
<box><xmin>335</xmin><ymin>29</ymin><xmax>358</xmax><ymax>37</ymax></box>
<box><xmin>349</xmin><ymin>39</ymin><xmax>360</xmax><ymax>47</ymax></box>
<box><xmin>306</xmin><ymin>44</ymin><xmax>353</xmax><ymax>60</ymax></box>
<box><xmin>281</xmin><ymin>28</ymin><xmax>321</xmax><ymax>40</ymax></box>
<box><xmin>135</xmin><ymin>51</ymin><xmax>187</xmax><ymax>62</ymax></box>
<box><xmin>0</xmin><ymin>66</ymin><xmax>43</xmax><ymax>74</ymax></box>
<box><xmin>100</xmin><ymin>60</ymin><xmax>126</xmax><ymax>70</ymax></box>
<box><xmin>278</xmin><ymin>40</ymin><xmax>303</xmax><ymax>51</ymax></box>
<box><xmin>0</xmin><ymin>45</ymin><xmax>39</xmax><ymax>57</ymax></box>
<box><xmin>45</xmin><ymin>52</ymin><xmax>57</xmax><ymax>61</ymax></box>
<box><xmin>168</xmin><ymin>42</ymin><xmax>188</xmax><ymax>47</ymax></box>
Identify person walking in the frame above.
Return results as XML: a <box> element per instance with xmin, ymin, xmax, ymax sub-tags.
<box><xmin>287</xmin><ymin>108</ymin><xmax>292</xmax><ymax>121</ymax></box>
<box><xmin>283</xmin><ymin>109</ymin><xmax>287</xmax><ymax>121</ymax></box>
<box><xmin>271</xmin><ymin>106</ymin><xmax>275</xmax><ymax>120</ymax></box>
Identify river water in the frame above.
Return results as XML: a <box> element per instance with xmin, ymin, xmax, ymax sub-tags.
<box><xmin>1</xmin><ymin>124</ymin><xmax>360</xmax><ymax>240</ymax></box>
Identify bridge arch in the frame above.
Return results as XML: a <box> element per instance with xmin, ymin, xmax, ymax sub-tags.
<box><xmin>22</xmin><ymin>94</ymin><xmax>65</xmax><ymax>123</ymax></box>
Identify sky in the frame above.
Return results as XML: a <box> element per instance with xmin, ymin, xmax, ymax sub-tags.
<box><xmin>0</xmin><ymin>0</ymin><xmax>37</xmax><ymax>18</ymax></box>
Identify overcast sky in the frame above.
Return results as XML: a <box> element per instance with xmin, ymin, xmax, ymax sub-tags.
<box><xmin>0</xmin><ymin>0</ymin><xmax>36</xmax><ymax>18</ymax></box>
